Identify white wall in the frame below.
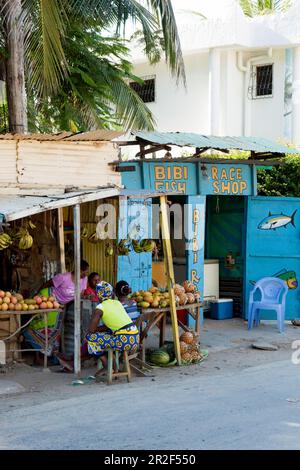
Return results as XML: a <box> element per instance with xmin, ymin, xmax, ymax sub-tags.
<box><xmin>133</xmin><ymin>53</ymin><xmax>209</xmax><ymax>134</ymax></box>
<box><xmin>132</xmin><ymin>48</ymin><xmax>286</xmax><ymax>143</ymax></box>
<box><xmin>247</xmin><ymin>49</ymin><xmax>286</xmax><ymax>140</ymax></box>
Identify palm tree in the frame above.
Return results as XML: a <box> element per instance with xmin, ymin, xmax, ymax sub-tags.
<box><xmin>0</xmin><ymin>0</ymin><xmax>185</xmax><ymax>133</ymax></box>
<box><xmin>239</xmin><ymin>0</ymin><xmax>292</xmax><ymax>17</ymax></box>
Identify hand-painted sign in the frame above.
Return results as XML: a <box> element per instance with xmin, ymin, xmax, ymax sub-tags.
<box><xmin>258</xmin><ymin>210</ymin><xmax>297</xmax><ymax>230</ymax></box>
<box><xmin>120</xmin><ymin>161</ymin><xmax>255</xmax><ymax>196</ymax></box>
<box><xmin>143</xmin><ymin>162</ymin><xmax>198</xmax><ymax>195</ymax></box>
<box><xmin>200</xmin><ymin>164</ymin><xmax>252</xmax><ymax>195</ymax></box>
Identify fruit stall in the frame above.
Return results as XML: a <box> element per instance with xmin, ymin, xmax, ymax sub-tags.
<box><xmin>130</xmin><ymin>281</ymin><xmax>202</xmax><ymax>365</ymax></box>
<box><xmin>0</xmin><ymin>189</ymin><xmax>120</xmax><ymax>368</ymax></box>
<box><xmin>0</xmin><ymin>131</ymin><xmax>123</xmax><ymax>374</ymax></box>
<box><xmin>116</xmin><ymin>131</ymin><xmax>300</xmax><ymax>328</ymax></box>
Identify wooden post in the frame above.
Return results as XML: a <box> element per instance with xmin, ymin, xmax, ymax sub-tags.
<box><xmin>43</xmin><ymin>312</ymin><xmax>48</xmax><ymax>371</ymax></box>
<box><xmin>73</xmin><ymin>204</ymin><xmax>81</xmax><ymax>376</ymax></box>
<box><xmin>58</xmin><ymin>208</ymin><xmax>66</xmax><ymax>273</ymax></box>
<box><xmin>160</xmin><ymin>196</ymin><xmax>181</xmax><ymax>365</ymax></box>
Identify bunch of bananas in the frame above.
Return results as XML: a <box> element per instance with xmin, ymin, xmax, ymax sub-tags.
<box><xmin>117</xmin><ymin>239</ymin><xmax>132</xmax><ymax>256</ymax></box>
<box><xmin>80</xmin><ymin>225</ymin><xmax>89</xmax><ymax>239</ymax></box>
<box><xmin>132</xmin><ymin>239</ymin><xmax>156</xmax><ymax>253</ymax></box>
<box><xmin>28</xmin><ymin>220</ymin><xmax>36</xmax><ymax>230</ymax></box>
<box><xmin>105</xmin><ymin>243</ymin><xmax>114</xmax><ymax>257</ymax></box>
<box><xmin>0</xmin><ymin>232</ymin><xmax>13</xmax><ymax>250</ymax></box>
<box><xmin>16</xmin><ymin>228</ymin><xmax>33</xmax><ymax>250</ymax></box>
<box><xmin>131</xmin><ymin>239</ymin><xmax>144</xmax><ymax>253</ymax></box>
<box><xmin>88</xmin><ymin>232</ymin><xmax>99</xmax><ymax>244</ymax></box>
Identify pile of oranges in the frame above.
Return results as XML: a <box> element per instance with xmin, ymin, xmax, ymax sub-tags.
<box><xmin>0</xmin><ymin>290</ymin><xmax>60</xmax><ymax>311</ymax></box>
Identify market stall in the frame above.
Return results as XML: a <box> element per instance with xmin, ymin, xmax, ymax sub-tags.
<box><xmin>115</xmin><ymin>131</ymin><xmax>300</xmax><ymax>327</ymax></box>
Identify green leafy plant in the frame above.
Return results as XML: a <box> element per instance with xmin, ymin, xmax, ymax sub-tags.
<box><xmin>257</xmin><ymin>155</ymin><xmax>300</xmax><ymax>197</ymax></box>
<box><xmin>239</xmin><ymin>0</ymin><xmax>293</xmax><ymax>17</ymax></box>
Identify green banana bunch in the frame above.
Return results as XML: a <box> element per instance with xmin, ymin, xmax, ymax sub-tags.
<box><xmin>117</xmin><ymin>239</ymin><xmax>131</xmax><ymax>256</ymax></box>
<box><xmin>28</xmin><ymin>220</ymin><xmax>36</xmax><ymax>230</ymax></box>
<box><xmin>80</xmin><ymin>225</ymin><xmax>89</xmax><ymax>239</ymax></box>
<box><xmin>88</xmin><ymin>232</ymin><xmax>99</xmax><ymax>244</ymax></box>
<box><xmin>105</xmin><ymin>243</ymin><xmax>114</xmax><ymax>257</ymax></box>
<box><xmin>131</xmin><ymin>239</ymin><xmax>143</xmax><ymax>253</ymax></box>
<box><xmin>0</xmin><ymin>232</ymin><xmax>13</xmax><ymax>250</ymax></box>
<box><xmin>140</xmin><ymin>239</ymin><xmax>157</xmax><ymax>253</ymax></box>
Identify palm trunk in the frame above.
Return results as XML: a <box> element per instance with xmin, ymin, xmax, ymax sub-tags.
<box><xmin>3</xmin><ymin>0</ymin><xmax>28</xmax><ymax>133</ymax></box>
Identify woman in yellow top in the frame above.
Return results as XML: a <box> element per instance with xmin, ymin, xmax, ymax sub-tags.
<box><xmin>86</xmin><ymin>281</ymin><xmax>139</xmax><ymax>368</ymax></box>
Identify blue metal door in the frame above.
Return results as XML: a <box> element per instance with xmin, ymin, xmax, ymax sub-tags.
<box><xmin>117</xmin><ymin>198</ymin><xmax>152</xmax><ymax>291</ymax></box>
<box><xmin>244</xmin><ymin>196</ymin><xmax>300</xmax><ymax>320</ymax></box>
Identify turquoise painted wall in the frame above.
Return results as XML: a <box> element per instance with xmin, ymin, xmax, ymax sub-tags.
<box><xmin>245</xmin><ymin>196</ymin><xmax>300</xmax><ymax>320</ymax></box>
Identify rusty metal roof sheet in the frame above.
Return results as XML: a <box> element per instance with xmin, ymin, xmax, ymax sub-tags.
<box><xmin>0</xmin><ymin>130</ymin><xmax>124</xmax><ymax>142</ymax></box>
<box><xmin>132</xmin><ymin>131</ymin><xmax>300</xmax><ymax>155</ymax></box>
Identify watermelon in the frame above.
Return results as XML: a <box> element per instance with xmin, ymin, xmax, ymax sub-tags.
<box><xmin>150</xmin><ymin>350</ymin><xmax>170</xmax><ymax>365</ymax></box>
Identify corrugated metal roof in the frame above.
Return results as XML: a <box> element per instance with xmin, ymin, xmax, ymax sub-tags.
<box><xmin>0</xmin><ymin>130</ymin><xmax>124</xmax><ymax>142</ymax></box>
<box><xmin>132</xmin><ymin>131</ymin><xmax>300</xmax><ymax>155</ymax></box>
<box><xmin>0</xmin><ymin>188</ymin><xmax>119</xmax><ymax>222</ymax></box>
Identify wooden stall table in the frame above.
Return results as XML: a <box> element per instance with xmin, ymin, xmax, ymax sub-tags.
<box><xmin>0</xmin><ymin>309</ymin><xmax>63</xmax><ymax>370</ymax></box>
<box><xmin>135</xmin><ymin>302</ymin><xmax>202</xmax><ymax>363</ymax></box>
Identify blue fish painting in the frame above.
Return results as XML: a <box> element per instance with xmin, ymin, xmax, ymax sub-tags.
<box><xmin>258</xmin><ymin>210</ymin><xmax>297</xmax><ymax>230</ymax></box>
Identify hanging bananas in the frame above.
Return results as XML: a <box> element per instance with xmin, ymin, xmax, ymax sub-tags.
<box><xmin>105</xmin><ymin>243</ymin><xmax>114</xmax><ymax>257</ymax></box>
<box><xmin>0</xmin><ymin>232</ymin><xmax>13</xmax><ymax>250</ymax></box>
<box><xmin>117</xmin><ymin>239</ymin><xmax>132</xmax><ymax>256</ymax></box>
<box><xmin>28</xmin><ymin>220</ymin><xmax>36</xmax><ymax>230</ymax></box>
<box><xmin>131</xmin><ymin>239</ymin><xmax>156</xmax><ymax>253</ymax></box>
<box><xmin>88</xmin><ymin>232</ymin><xmax>99</xmax><ymax>244</ymax></box>
<box><xmin>18</xmin><ymin>230</ymin><xmax>33</xmax><ymax>250</ymax></box>
<box><xmin>140</xmin><ymin>239</ymin><xmax>157</xmax><ymax>253</ymax></box>
<box><xmin>131</xmin><ymin>239</ymin><xmax>144</xmax><ymax>253</ymax></box>
<box><xmin>80</xmin><ymin>225</ymin><xmax>89</xmax><ymax>239</ymax></box>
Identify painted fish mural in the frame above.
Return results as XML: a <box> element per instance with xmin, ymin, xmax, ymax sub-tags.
<box><xmin>250</xmin><ymin>269</ymin><xmax>298</xmax><ymax>290</ymax></box>
<box><xmin>258</xmin><ymin>210</ymin><xmax>297</xmax><ymax>230</ymax></box>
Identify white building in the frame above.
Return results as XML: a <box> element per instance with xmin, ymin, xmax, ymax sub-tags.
<box><xmin>129</xmin><ymin>0</ymin><xmax>300</xmax><ymax>146</ymax></box>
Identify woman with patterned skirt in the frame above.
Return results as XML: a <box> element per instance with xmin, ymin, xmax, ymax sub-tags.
<box><xmin>85</xmin><ymin>281</ymin><xmax>139</xmax><ymax>374</ymax></box>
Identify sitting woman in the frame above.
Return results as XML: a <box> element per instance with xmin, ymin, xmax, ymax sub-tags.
<box><xmin>56</xmin><ymin>281</ymin><xmax>139</xmax><ymax>374</ymax></box>
<box><xmin>86</xmin><ymin>281</ymin><xmax>140</xmax><ymax>375</ymax></box>
<box><xmin>83</xmin><ymin>272</ymin><xmax>100</xmax><ymax>302</ymax></box>
<box><xmin>115</xmin><ymin>280</ymin><xmax>140</xmax><ymax>321</ymax></box>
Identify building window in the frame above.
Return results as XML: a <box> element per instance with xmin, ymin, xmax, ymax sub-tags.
<box><xmin>252</xmin><ymin>64</ymin><xmax>273</xmax><ymax>98</ymax></box>
<box><xmin>130</xmin><ymin>76</ymin><xmax>155</xmax><ymax>103</ymax></box>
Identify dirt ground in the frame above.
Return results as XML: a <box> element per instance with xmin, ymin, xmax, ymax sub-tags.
<box><xmin>1</xmin><ymin>318</ymin><xmax>299</xmax><ymax>411</ymax></box>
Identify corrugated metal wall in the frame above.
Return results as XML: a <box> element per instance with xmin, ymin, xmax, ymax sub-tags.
<box><xmin>0</xmin><ymin>140</ymin><xmax>17</xmax><ymax>185</ymax></box>
<box><xmin>64</xmin><ymin>198</ymin><xmax>119</xmax><ymax>286</ymax></box>
<box><xmin>16</xmin><ymin>140</ymin><xmax>120</xmax><ymax>188</ymax></box>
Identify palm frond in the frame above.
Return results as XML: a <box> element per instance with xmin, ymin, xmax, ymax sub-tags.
<box><xmin>22</xmin><ymin>0</ymin><xmax>68</xmax><ymax>96</ymax></box>
<box><xmin>146</xmin><ymin>0</ymin><xmax>186</xmax><ymax>85</ymax></box>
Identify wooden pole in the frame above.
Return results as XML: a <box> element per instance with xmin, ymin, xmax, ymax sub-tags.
<box><xmin>73</xmin><ymin>204</ymin><xmax>81</xmax><ymax>376</ymax></box>
<box><xmin>159</xmin><ymin>196</ymin><xmax>181</xmax><ymax>365</ymax></box>
<box><xmin>57</xmin><ymin>208</ymin><xmax>66</xmax><ymax>273</ymax></box>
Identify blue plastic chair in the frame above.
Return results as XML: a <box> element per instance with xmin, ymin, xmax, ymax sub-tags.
<box><xmin>248</xmin><ymin>277</ymin><xmax>288</xmax><ymax>333</ymax></box>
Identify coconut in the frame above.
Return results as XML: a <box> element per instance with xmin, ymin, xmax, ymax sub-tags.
<box><xmin>174</xmin><ymin>284</ymin><xmax>185</xmax><ymax>296</ymax></box>
<box><xmin>181</xmin><ymin>352</ymin><xmax>192</xmax><ymax>362</ymax></box>
<box><xmin>180</xmin><ymin>331</ymin><xmax>194</xmax><ymax>344</ymax></box>
<box><xmin>183</xmin><ymin>281</ymin><xmax>196</xmax><ymax>293</ymax></box>
<box><xmin>178</xmin><ymin>293</ymin><xmax>187</xmax><ymax>306</ymax></box>
<box><xmin>186</xmin><ymin>293</ymin><xmax>195</xmax><ymax>304</ymax></box>
<box><xmin>180</xmin><ymin>341</ymin><xmax>188</xmax><ymax>354</ymax></box>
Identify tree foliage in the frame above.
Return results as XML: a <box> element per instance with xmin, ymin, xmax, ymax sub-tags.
<box><xmin>0</xmin><ymin>0</ymin><xmax>185</xmax><ymax>132</ymax></box>
<box><xmin>257</xmin><ymin>156</ymin><xmax>300</xmax><ymax>197</ymax></box>
<box><xmin>239</xmin><ymin>0</ymin><xmax>293</xmax><ymax>17</ymax></box>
